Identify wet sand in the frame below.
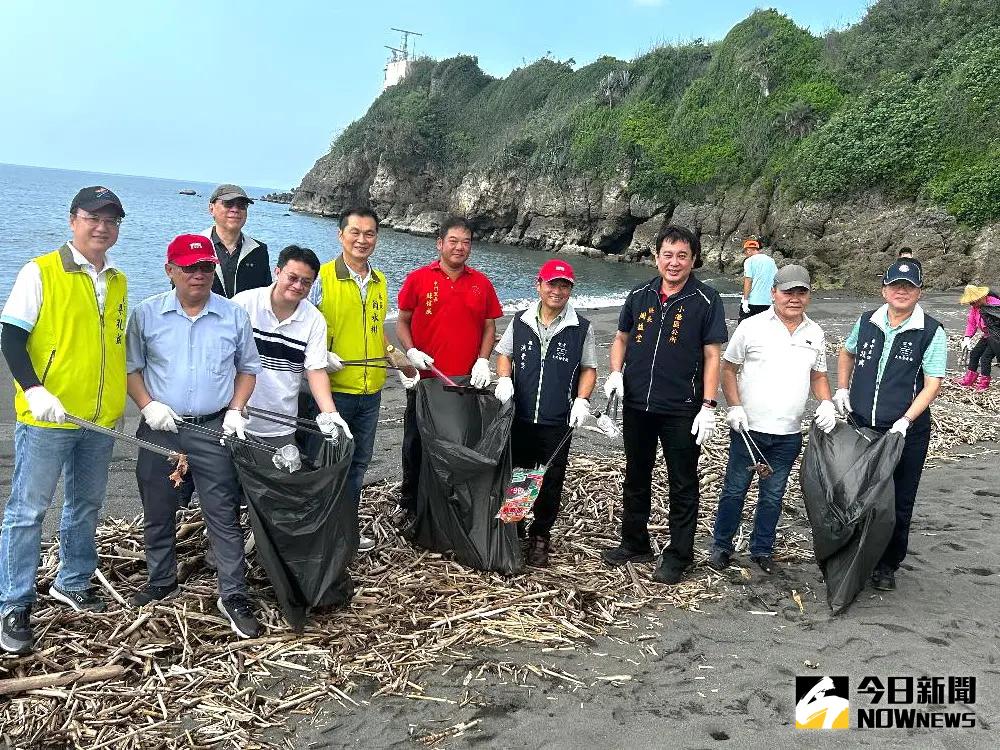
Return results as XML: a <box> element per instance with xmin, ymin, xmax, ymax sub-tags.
<box><xmin>0</xmin><ymin>290</ymin><xmax>996</xmax><ymax>748</ymax></box>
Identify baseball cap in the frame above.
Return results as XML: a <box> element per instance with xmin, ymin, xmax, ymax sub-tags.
<box><xmin>70</xmin><ymin>186</ymin><xmax>125</xmax><ymax>218</ymax></box>
<box><xmin>742</xmin><ymin>238</ymin><xmax>761</xmax><ymax>250</ymax></box>
<box><xmin>538</xmin><ymin>259</ymin><xmax>575</xmax><ymax>284</ymax></box>
<box><xmin>167</xmin><ymin>234</ymin><xmax>219</xmax><ymax>266</ymax></box>
<box><xmin>209</xmin><ymin>184</ymin><xmax>253</xmax><ymax>204</ymax></box>
<box><xmin>774</xmin><ymin>264</ymin><xmax>811</xmax><ymax>291</ymax></box>
<box><xmin>882</xmin><ymin>259</ymin><xmax>923</xmax><ymax>287</ymax></box>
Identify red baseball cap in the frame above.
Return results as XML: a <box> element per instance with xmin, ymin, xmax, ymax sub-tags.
<box><xmin>167</xmin><ymin>234</ymin><xmax>219</xmax><ymax>266</ymax></box>
<box><xmin>538</xmin><ymin>259</ymin><xmax>575</xmax><ymax>284</ymax></box>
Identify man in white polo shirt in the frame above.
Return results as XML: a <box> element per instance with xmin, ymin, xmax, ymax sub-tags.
<box><xmin>232</xmin><ymin>245</ymin><xmax>351</xmax><ymax>448</ymax></box>
<box><xmin>709</xmin><ymin>264</ymin><xmax>836</xmax><ymax>574</ymax></box>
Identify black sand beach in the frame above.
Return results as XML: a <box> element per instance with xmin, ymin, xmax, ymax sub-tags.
<box><xmin>0</xmin><ymin>292</ymin><xmax>996</xmax><ymax>748</ymax></box>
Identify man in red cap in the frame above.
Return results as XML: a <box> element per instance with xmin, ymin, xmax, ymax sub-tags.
<box><xmin>125</xmin><ymin>234</ymin><xmax>263</xmax><ymax>639</ymax></box>
<box><xmin>0</xmin><ymin>187</ymin><xmax>128</xmax><ymax>654</ymax></box>
<box><xmin>740</xmin><ymin>237</ymin><xmax>777</xmax><ymax>321</ymax></box>
<box><xmin>493</xmin><ymin>259</ymin><xmax>597</xmax><ymax>566</ymax></box>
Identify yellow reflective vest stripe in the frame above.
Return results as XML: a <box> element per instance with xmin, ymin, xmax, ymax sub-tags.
<box><xmin>14</xmin><ymin>246</ymin><xmax>128</xmax><ymax>429</ymax></box>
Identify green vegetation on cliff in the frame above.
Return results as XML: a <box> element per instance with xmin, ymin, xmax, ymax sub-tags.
<box><xmin>330</xmin><ymin>0</ymin><xmax>1000</xmax><ymax>226</ymax></box>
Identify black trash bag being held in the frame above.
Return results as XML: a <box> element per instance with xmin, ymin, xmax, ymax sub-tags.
<box><xmin>408</xmin><ymin>377</ymin><xmax>524</xmax><ymax>574</ymax></box>
<box><xmin>800</xmin><ymin>421</ymin><xmax>904</xmax><ymax>615</ymax></box>
<box><xmin>232</xmin><ymin>435</ymin><xmax>357</xmax><ymax>630</ymax></box>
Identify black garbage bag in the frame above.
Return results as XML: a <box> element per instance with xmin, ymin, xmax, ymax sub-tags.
<box><xmin>800</xmin><ymin>421</ymin><xmax>904</xmax><ymax>614</ymax></box>
<box><xmin>408</xmin><ymin>376</ymin><xmax>523</xmax><ymax>574</ymax></box>
<box><xmin>232</xmin><ymin>435</ymin><xmax>357</xmax><ymax>630</ymax></box>
<box><xmin>979</xmin><ymin>304</ymin><xmax>1000</xmax><ymax>343</ymax></box>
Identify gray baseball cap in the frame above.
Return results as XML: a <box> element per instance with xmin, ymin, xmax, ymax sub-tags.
<box><xmin>209</xmin><ymin>184</ymin><xmax>254</xmax><ymax>203</ymax></box>
<box><xmin>774</xmin><ymin>264</ymin><xmax>811</xmax><ymax>291</ymax></box>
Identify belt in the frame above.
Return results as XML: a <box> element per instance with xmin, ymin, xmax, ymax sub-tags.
<box><xmin>178</xmin><ymin>408</ymin><xmax>227</xmax><ymax>425</ymax></box>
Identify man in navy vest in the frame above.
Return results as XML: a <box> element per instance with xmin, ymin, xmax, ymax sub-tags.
<box><xmin>494</xmin><ymin>259</ymin><xmax>597</xmax><ymax>567</ymax></box>
<box><xmin>602</xmin><ymin>225</ymin><xmax>729</xmax><ymax>585</ymax></box>
<box><xmin>833</xmin><ymin>259</ymin><xmax>946</xmax><ymax>593</ymax></box>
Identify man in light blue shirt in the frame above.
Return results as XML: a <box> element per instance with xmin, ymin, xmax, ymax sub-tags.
<box><xmin>125</xmin><ymin>234</ymin><xmax>263</xmax><ymax>639</ymax></box>
<box><xmin>740</xmin><ymin>238</ymin><xmax>777</xmax><ymax>321</ymax></box>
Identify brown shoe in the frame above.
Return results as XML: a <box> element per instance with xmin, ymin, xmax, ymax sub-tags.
<box><xmin>526</xmin><ymin>536</ymin><xmax>550</xmax><ymax>567</ymax></box>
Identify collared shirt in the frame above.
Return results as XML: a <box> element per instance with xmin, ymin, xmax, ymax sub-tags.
<box><xmin>232</xmin><ymin>285</ymin><xmax>328</xmax><ymax>437</ymax></box>
<box><xmin>1</xmin><ymin>243</ymin><xmax>118</xmax><ymax>331</ymax></box>
<box><xmin>397</xmin><ymin>260</ymin><xmax>503</xmax><ymax>377</ymax></box>
<box><xmin>844</xmin><ymin>303</ymin><xmax>947</xmax><ymax>410</ymax></box>
<box><xmin>126</xmin><ymin>291</ymin><xmax>261</xmax><ymax>416</ymax></box>
<box><xmin>212</xmin><ymin>227</ymin><xmax>244</xmax><ymax>298</ymax></box>
<box><xmin>743</xmin><ymin>253</ymin><xmax>778</xmax><ymax>305</ymax></box>
<box><xmin>308</xmin><ymin>258</ymin><xmax>373</xmax><ymax>306</ymax></box>
<box><xmin>724</xmin><ymin>306</ymin><xmax>827</xmax><ymax>434</ymax></box>
<box><xmin>496</xmin><ymin>300</ymin><xmax>598</xmax><ymax>366</ymax></box>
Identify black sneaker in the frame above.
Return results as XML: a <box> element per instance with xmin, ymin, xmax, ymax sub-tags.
<box><xmin>707</xmin><ymin>548</ymin><xmax>731</xmax><ymax>571</ymax></box>
<box><xmin>0</xmin><ymin>607</ymin><xmax>32</xmax><ymax>655</ymax></box>
<box><xmin>526</xmin><ymin>536</ymin><xmax>551</xmax><ymax>567</ymax></box>
<box><xmin>751</xmin><ymin>555</ymin><xmax>774</xmax><ymax>575</ymax></box>
<box><xmin>50</xmin><ymin>584</ymin><xmax>106</xmax><ymax>613</ymax></box>
<box><xmin>217</xmin><ymin>595</ymin><xmax>262</xmax><ymax>639</ymax></box>
<box><xmin>651</xmin><ymin>562</ymin><xmax>684</xmax><ymax>585</ymax></box>
<box><xmin>601</xmin><ymin>545</ymin><xmax>656</xmax><ymax>567</ymax></box>
<box><xmin>131</xmin><ymin>583</ymin><xmax>179</xmax><ymax>607</ymax></box>
<box><xmin>871</xmin><ymin>569</ymin><xmax>896</xmax><ymax>591</ymax></box>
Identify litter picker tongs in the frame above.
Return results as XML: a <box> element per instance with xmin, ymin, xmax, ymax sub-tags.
<box><xmin>64</xmin><ymin>414</ymin><xmax>183</xmax><ymax>461</ymax></box>
<box><xmin>738</xmin><ymin>427</ymin><xmax>773</xmax><ymax>478</ymax></box>
<box><xmin>429</xmin><ymin>363</ymin><xmax>490</xmax><ymax>395</ymax></box>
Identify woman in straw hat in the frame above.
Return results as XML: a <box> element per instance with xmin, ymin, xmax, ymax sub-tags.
<box><xmin>954</xmin><ymin>284</ymin><xmax>1000</xmax><ymax>390</ymax></box>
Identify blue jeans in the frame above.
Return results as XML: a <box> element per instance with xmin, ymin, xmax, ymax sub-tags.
<box><xmin>332</xmin><ymin>391</ymin><xmax>382</xmax><ymax>505</ymax></box>
<box><xmin>0</xmin><ymin>423</ymin><xmax>114</xmax><ymax>614</ymax></box>
<box><xmin>712</xmin><ymin>429</ymin><xmax>803</xmax><ymax>557</ymax></box>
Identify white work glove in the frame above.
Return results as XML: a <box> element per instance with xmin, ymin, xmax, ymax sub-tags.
<box><xmin>832</xmin><ymin>388</ymin><xmax>851</xmax><ymax>416</ymax></box>
<box><xmin>813</xmin><ymin>399</ymin><xmax>837</xmax><ymax>434</ymax></box>
<box><xmin>398</xmin><ymin>369</ymin><xmax>420</xmax><ymax>390</ymax></box>
<box><xmin>569</xmin><ymin>397</ymin><xmax>591</xmax><ymax>428</ymax></box>
<box><xmin>962</xmin><ymin>336</ymin><xmax>972</xmax><ymax>351</ymax></box>
<box><xmin>316</xmin><ymin>411</ymin><xmax>353</xmax><ymax>440</ymax></box>
<box><xmin>604</xmin><ymin>371</ymin><xmax>624</xmax><ymax>401</ymax></box>
<box><xmin>222</xmin><ymin>409</ymin><xmax>248</xmax><ymax>440</ymax></box>
<box><xmin>725</xmin><ymin>405</ymin><xmax>749</xmax><ymax>432</ymax></box>
<box><xmin>691</xmin><ymin>406</ymin><xmax>716</xmax><ymax>446</ymax></box>
<box><xmin>406</xmin><ymin>347</ymin><xmax>434</xmax><ymax>370</ymax></box>
<box><xmin>740</xmin><ymin>297</ymin><xmax>750</xmax><ymax>314</ymax></box>
<box><xmin>470</xmin><ymin>358</ymin><xmax>491</xmax><ymax>389</ymax></box>
<box><xmin>24</xmin><ymin>386</ymin><xmax>66</xmax><ymax>424</ymax></box>
<box><xmin>494</xmin><ymin>376</ymin><xmax>514</xmax><ymax>403</ymax></box>
<box><xmin>890</xmin><ymin>417</ymin><xmax>910</xmax><ymax>437</ymax></box>
<box><xmin>140</xmin><ymin>400</ymin><xmax>179</xmax><ymax>432</ymax></box>
<box><xmin>325</xmin><ymin>351</ymin><xmax>344</xmax><ymax>373</ymax></box>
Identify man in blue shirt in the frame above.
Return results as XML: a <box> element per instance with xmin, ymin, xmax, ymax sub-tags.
<box><xmin>740</xmin><ymin>238</ymin><xmax>777</xmax><ymax>321</ymax></box>
<box><xmin>833</xmin><ymin>259</ymin><xmax>946</xmax><ymax>593</ymax></box>
<box><xmin>126</xmin><ymin>234</ymin><xmax>263</xmax><ymax>639</ymax></box>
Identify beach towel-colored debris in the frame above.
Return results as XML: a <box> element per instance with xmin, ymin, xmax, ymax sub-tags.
<box><xmin>497</xmin><ymin>467</ymin><xmax>547</xmax><ymax>523</ymax></box>
<box><xmin>795</xmin><ymin>675</ymin><xmax>850</xmax><ymax>729</ymax></box>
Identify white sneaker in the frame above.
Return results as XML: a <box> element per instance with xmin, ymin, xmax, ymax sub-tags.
<box><xmin>358</xmin><ymin>535</ymin><xmax>376</xmax><ymax>553</ymax></box>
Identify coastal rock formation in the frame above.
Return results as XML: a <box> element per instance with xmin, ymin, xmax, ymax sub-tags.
<box><xmin>292</xmin><ymin>159</ymin><xmax>997</xmax><ymax>290</ymax></box>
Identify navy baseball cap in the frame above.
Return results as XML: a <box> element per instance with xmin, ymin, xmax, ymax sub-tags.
<box><xmin>882</xmin><ymin>259</ymin><xmax>923</xmax><ymax>287</ymax></box>
<box><xmin>70</xmin><ymin>186</ymin><xmax>125</xmax><ymax>218</ymax></box>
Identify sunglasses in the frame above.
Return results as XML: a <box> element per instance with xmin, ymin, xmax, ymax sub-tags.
<box><xmin>175</xmin><ymin>261</ymin><xmax>217</xmax><ymax>274</ymax></box>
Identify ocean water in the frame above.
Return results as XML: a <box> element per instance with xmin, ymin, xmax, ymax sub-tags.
<box><xmin>0</xmin><ymin>163</ymin><xmax>738</xmax><ymax>310</ymax></box>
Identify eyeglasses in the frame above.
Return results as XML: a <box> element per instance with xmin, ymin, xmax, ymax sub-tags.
<box><xmin>74</xmin><ymin>212</ymin><xmax>123</xmax><ymax>229</ymax></box>
<box><xmin>174</xmin><ymin>261</ymin><xmax>217</xmax><ymax>274</ymax></box>
<box><xmin>282</xmin><ymin>272</ymin><xmax>314</xmax><ymax>289</ymax></box>
<box><xmin>218</xmin><ymin>199</ymin><xmax>249</xmax><ymax>210</ymax></box>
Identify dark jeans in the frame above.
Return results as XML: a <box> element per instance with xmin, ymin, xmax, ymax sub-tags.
<box><xmin>136</xmin><ymin>418</ymin><xmax>247</xmax><ymax>596</ymax></box>
<box><xmin>878</xmin><ymin>422</ymin><xmax>931</xmax><ymax>572</ymax></box>
<box><xmin>712</xmin><ymin>429</ymin><xmax>803</xmax><ymax>557</ymax></box>
<box><xmin>738</xmin><ymin>303</ymin><xmax>770</xmax><ymax>322</ymax></box>
<box><xmin>621</xmin><ymin>406</ymin><xmax>701</xmax><ymax>571</ymax></box>
<box><xmin>968</xmin><ymin>337</ymin><xmax>999</xmax><ymax>375</ymax></box>
<box><xmin>400</xmin><ymin>389</ymin><xmax>421</xmax><ymax>513</ymax></box>
<box><xmin>299</xmin><ymin>391</ymin><xmax>381</xmax><ymax>506</ymax></box>
<box><xmin>511</xmin><ymin>419</ymin><xmax>573</xmax><ymax>539</ymax></box>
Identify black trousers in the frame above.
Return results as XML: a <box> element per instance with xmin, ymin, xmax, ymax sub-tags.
<box><xmin>738</xmin><ymin>303</ymin><xmax>770</xmax><ymax>322</ymax></box>
<box><xmin>621</xmin><ymin>406</ymin><xmax>701</xmax><ymax>571</ymax></box>
<box><xmin>877</xmin><ymin>422</ymin><xmax>932</xmax><ymax>572</ymax></box>
<box><xmin>510</xmin><ymin>419</ymin><xmax>573</xmax><ymax>539</ymax></box>
<box><xmin>968</xmin><ymin>337</ymin><xmax>999</xmax><ymax>375</ymax></box>
<box><xmin>400</xmin><ymin>389</ymin><xmax>421</xmax><ymax>512</ymax></box>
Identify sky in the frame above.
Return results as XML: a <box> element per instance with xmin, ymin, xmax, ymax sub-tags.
<box><xmin>0</xmin><ymin>0</ymin><xmax>872</xmax><ymax>190</ymax></box>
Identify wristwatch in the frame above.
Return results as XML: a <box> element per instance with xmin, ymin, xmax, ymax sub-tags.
<box><xmin>703</xmin><ymin>399</ymin><xmax>718</xmax><ymax>408</ymax></box>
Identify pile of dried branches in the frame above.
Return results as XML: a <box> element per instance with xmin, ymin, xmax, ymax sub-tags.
<box><xmin>1</xmin><ymin>353</ymin><xmax>996</xmax><ymax>748</ymax></box>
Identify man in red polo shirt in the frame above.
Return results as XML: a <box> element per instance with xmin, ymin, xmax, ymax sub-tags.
<box><xmin>396</xmin><ymin>216</ymin><xmax>503</xmax><ymax>515</ymax></box>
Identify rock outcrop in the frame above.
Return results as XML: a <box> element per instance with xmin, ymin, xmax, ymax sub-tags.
<box><xmin>291</xmin><ymin>153</ymin><xmax>998</xmax><ymax>290</ymax></box>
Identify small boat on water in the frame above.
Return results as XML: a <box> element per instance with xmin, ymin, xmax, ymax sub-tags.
<box><xmin>178</xmin><ymin>189</ymin><xmax>196</xmax><ymax>196</ymax></box>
